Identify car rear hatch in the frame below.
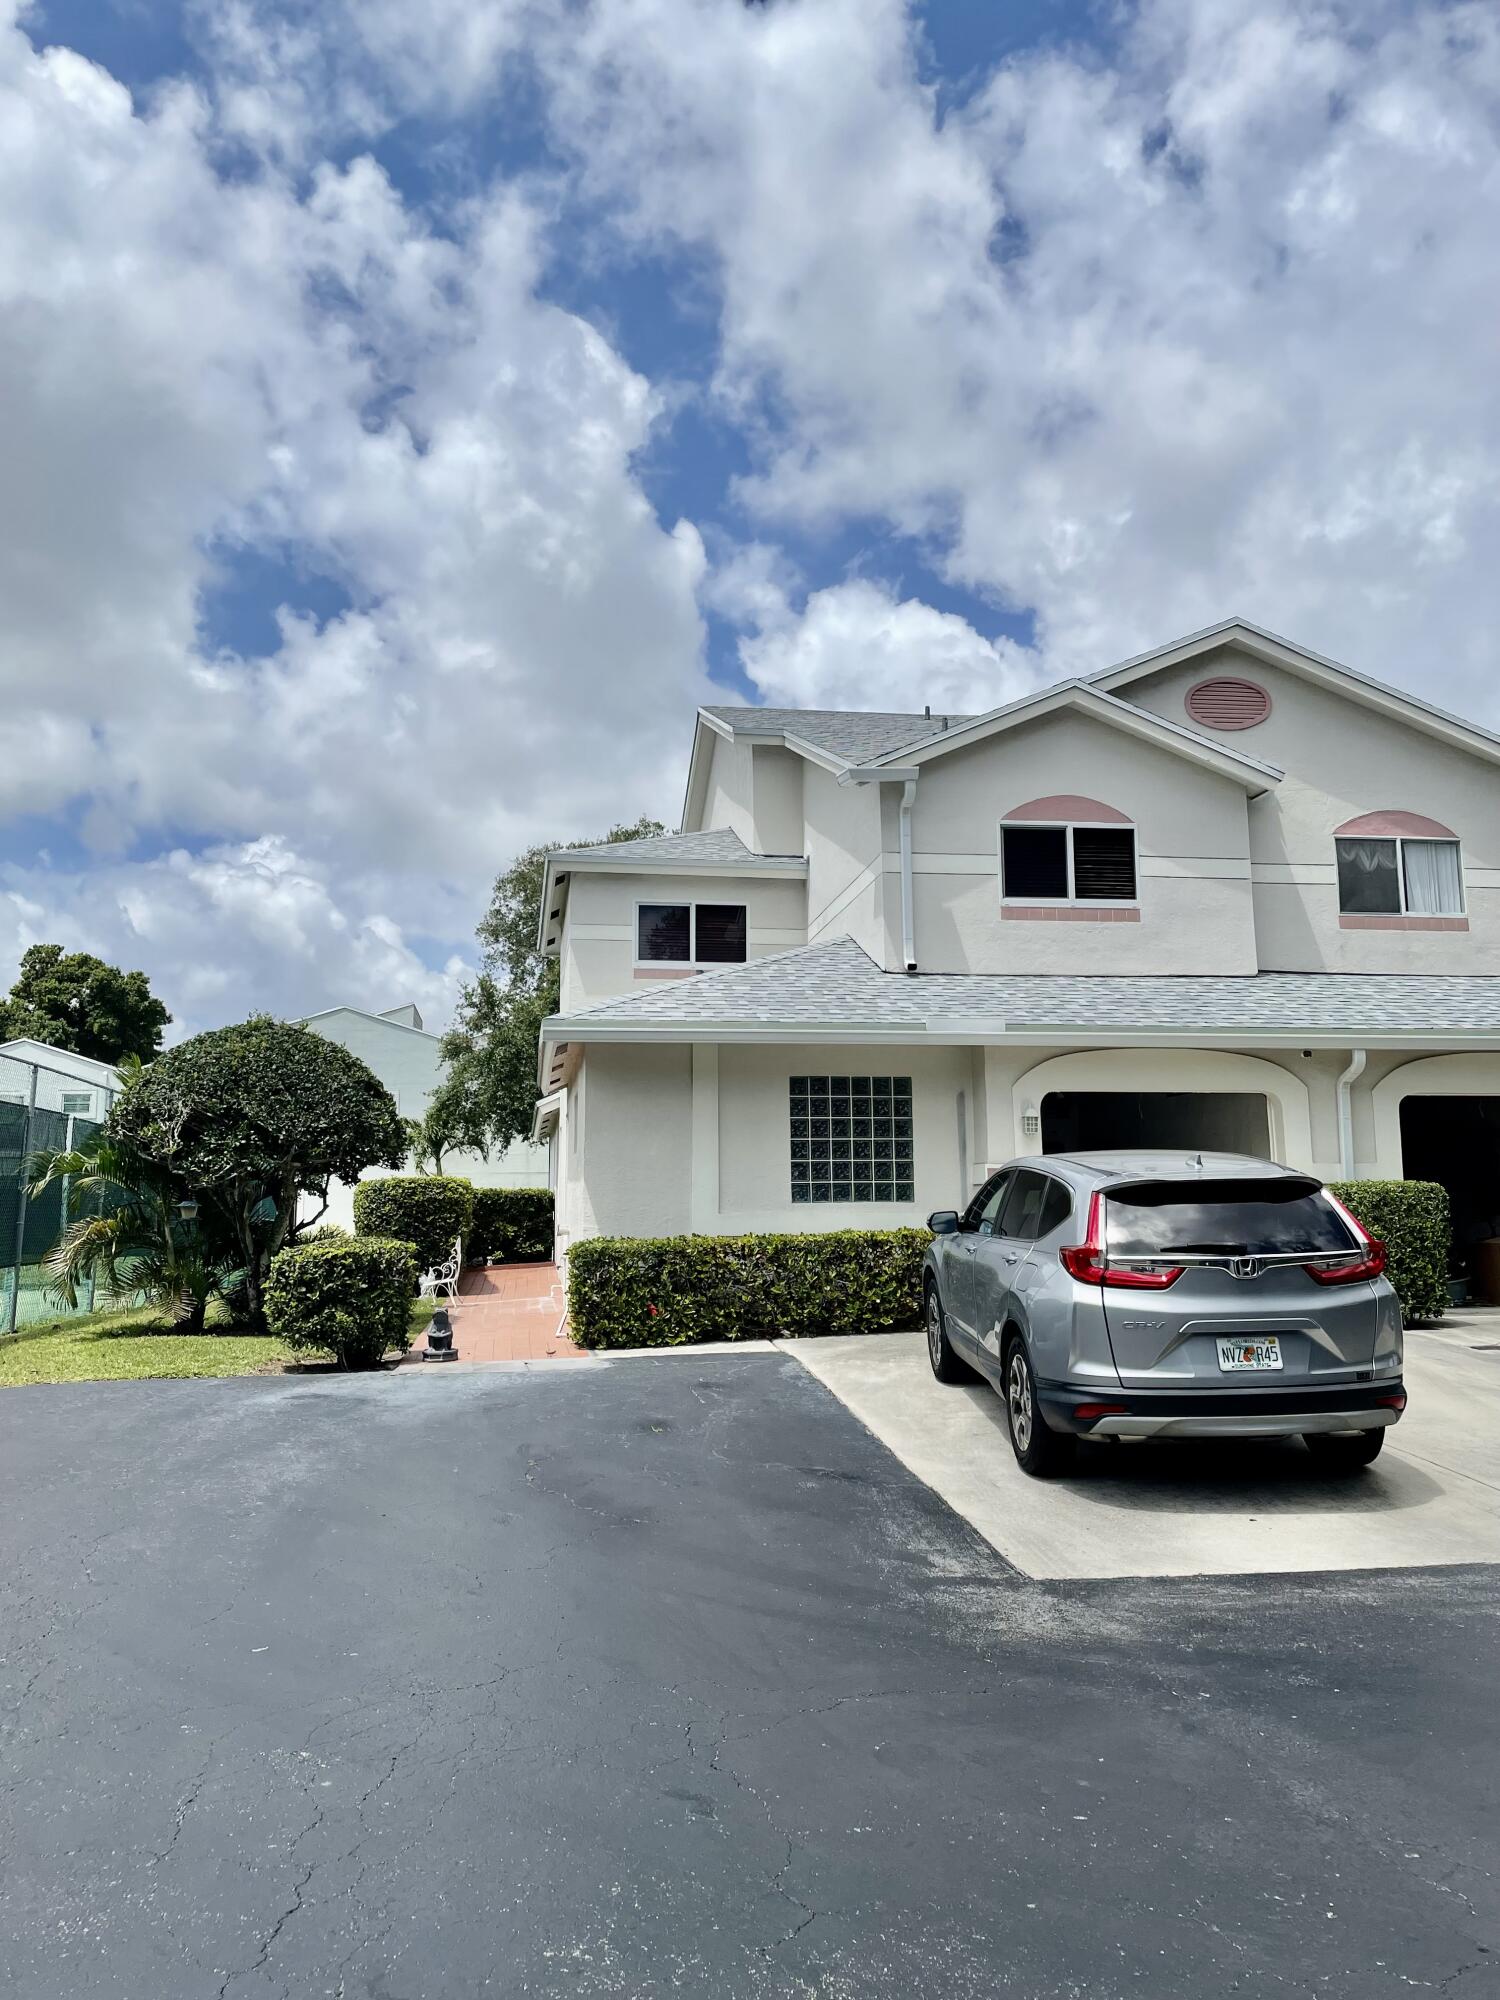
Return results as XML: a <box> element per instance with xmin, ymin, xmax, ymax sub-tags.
<box><xmin>1096</xmin><ymin>1176</ymin><xmax>1383</xmax><ymax>1388</ymax></box>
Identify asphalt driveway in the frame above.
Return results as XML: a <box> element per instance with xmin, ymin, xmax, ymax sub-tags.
<box><xmin>2</xmin><ymin>1354</ymin><xmax>1496</xmax><ymax>1998</ymax></box>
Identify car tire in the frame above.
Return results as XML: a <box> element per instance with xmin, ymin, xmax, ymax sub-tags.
<box><xmin>1303</xmin><ymin>1428</ymin><xmax>1386</xmax><ymax>1470</ymax></box>
<box><xmin>1003</xmin><ymin>1336</ymin><xmax>1075</xmax><ymax>1478</ymax></box>
<box><xmin>925</xmin><ymin>1284</ymin><xmax>976</xmax><ymax>1384</ymax></box>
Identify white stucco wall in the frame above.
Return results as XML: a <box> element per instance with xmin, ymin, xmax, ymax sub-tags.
<box><xmin>554</xmin><ymin>1032</ymin><xmax>1500</xmax><ymax>1246</ymax></box>
<box><xmin>561</xmin><ymin>1044</ymin><xmax>694</xmax><ymax>1240</ymax></box>
<box><xmin>1122</xmin><ymin>645</ymin><xmax>1500</xmax><ymax>973</ymax></box>
<box><xmin>704</xmin><ymin>730</ymin><xmax>756</xmax><ymax>847</ymax></box>
<box><xmin>802</xmin><ymin>764</ymin><xmax>886</xmax><ymax>959</ymax></box>
<box><xmin>896</xmin><ymin>712</ymin><xmax>1258</xmax><ymax>975</ymax></box>
<box><xmin>751</xmin><ymin>744</ymin><xmax>806</xmax><ymax>855</ymax></box>
<box><xmin>560</xmin><ymin>870</ymin><xmax>808</xmax><ymax>1011</ymax></box>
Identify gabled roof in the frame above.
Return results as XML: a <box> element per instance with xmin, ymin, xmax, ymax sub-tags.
<box><xmin>690</xmin><ymin>671</ymin><xmax>1283</xmax><ymax>806</ymax></box>
<box><xmin>538</xmin><ymin>828</ymin><xmax>808</xmax><ymax>958</ymax></box>
<box><xmin>542</xmin><ymin>935</ymin><xmax>1500</xmax><ymax>1049</ymax></box>
<box><xmin>854</xmin><ymin>679</ymin><xmax>1282</xmax><ymax>791</ymax></box>
<box><xmin>699</xmin><ymin>705</ymin><xmax>976</xmax><ymax>768</ymax></box>
<box><xmin>1090</xmin><ymin>617</ymin><xmax>1500</xmax><ymax>768</ymax></box>
<box><xmin>298</xmin><ymin>1005</ymin><xmax>439</xmax><ymax>1045</ymax></box>
<box><xmin>558</xmin><ymin>828</ymin><xmax>804</xmax><ymax>870</ymax></box>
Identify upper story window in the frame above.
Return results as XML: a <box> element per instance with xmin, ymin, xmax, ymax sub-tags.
<box><xmin>637</xmin><ymin>901</ymin><xmax>747</xmax><ymax>965</ymax></box>
<box><xmin>1334</xmin><ymin>812</ymin><xmax>1464</xmax><ymax>919</ymax></box>
<box><xmin>60</xmin><ymin>1091</ymin><xmax>93</xmax><ymax>1116</ymax></box>
<box><xmin>1001</xmin><ymin>796</ymin><xmax>1137</xmax><ymax>904</ymax></box>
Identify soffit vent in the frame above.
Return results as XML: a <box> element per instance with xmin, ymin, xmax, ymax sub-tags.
<box><xmin>1185</xmin><ymin>676</ymin><xmax>1272</xmax><ymax>731</ymax></box>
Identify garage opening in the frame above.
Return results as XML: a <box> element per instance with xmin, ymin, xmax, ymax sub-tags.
<box><xmin>1399</xmin><ymin>1096</ymin><xmax>1500</xmax><ymax>1297</ymax></box>
<box><xmin>1041</xmin><ymin>1091</ymin><xmax>1271</xmax><ymax>1158</ymax></box>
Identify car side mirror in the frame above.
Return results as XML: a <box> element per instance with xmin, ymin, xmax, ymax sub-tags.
<box><xmin>927</xmin><ymin>1210</ymin><xmax>961</xmax><ymax>1235</ymax></box>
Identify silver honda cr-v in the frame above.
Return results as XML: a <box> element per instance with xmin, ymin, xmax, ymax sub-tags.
<box><xmin>923</xmin><ymin>1151</ymin><xmax>1405</xmax><ymax>1477</ymax></box>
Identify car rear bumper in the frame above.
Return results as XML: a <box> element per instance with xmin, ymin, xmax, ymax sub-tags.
<box><xmin>1037</xmin><ymin>1380</ymin><xmax>1406</xmax><ymax>1440</ymax></box>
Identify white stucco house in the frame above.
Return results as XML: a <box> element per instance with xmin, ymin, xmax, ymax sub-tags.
<box><xmin>0</xmin><ymin>1039</ymin><xmax>122</xmax><ymax>1123</ymax></box>
<box><xmin>536</xmin><ymin>620</ymin><xmax>1500</xmax><ymax>1267</ymax></box>
<box><xmin>301</xmin><ymin>1003</ymin><xmax>548</xmax><ymax>1229</ymax></box>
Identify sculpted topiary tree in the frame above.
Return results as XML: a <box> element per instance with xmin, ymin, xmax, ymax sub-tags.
<box><xmin>110</xmin><ymin>1017</ymin><xmax>406</xmax><ymax>1324</ymax></box>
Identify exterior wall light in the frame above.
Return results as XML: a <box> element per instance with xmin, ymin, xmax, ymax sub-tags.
<box><xmin>1021</xmin><ymin>1103</ymin><xmax>1042</xmax><ymax>1141</ymax></box>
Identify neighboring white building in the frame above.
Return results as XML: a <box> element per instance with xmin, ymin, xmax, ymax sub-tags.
<box><xmin>0</xmin><ymin>1039</ymin><xmax>122</xmax><ymax>1124</ymax></box>
<box><xmin>301</xmin><ymin>1003</ymin><xmax>548</xmax><ymax>1229</ymax></box>
<box><xmin>538</xmin><ymin>619</ymin><xmax>1500</xmax><ymax>1262</ymax></box>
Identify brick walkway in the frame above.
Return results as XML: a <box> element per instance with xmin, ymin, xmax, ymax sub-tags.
<box><xmin>405</xmin><ymin>1263</ymin><xmax>587</xmax><ymax>1364</ymax></box>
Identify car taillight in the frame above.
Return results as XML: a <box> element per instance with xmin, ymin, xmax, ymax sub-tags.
<box><xmin>1305</xmin><ymin>1193</ymin><xmax>1387</xmax><ymax>1285</ymax></box>
<box><xmin>1059</xmin><ymin>1191</ymin><xmax>1183</xmax><ymax>1290</ymax></box>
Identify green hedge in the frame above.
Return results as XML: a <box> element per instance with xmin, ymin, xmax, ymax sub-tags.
<box><xmin>566</xmin><ymin>1228</ymin><xmax>930</xmax><ymax>1350</ymax></box>
<box><xmin>265</xmin><ymin>1236</ymin><xmax>420</xmax><ymax>1370</ymax></box>
<box><xmin>470</xmin><ymin>1186</ymin><xmax>554</xmax><ymax>1264</ymax></box>
<box><xmin>352</xmin><ymin>1175</ymin><xmax>474</xmax><ymax>1275</ymax></box>
<box><xmin>1327</xmin><ymin>1178</ymin><xmax>1450</xmax><ymax>1324</ymax></box>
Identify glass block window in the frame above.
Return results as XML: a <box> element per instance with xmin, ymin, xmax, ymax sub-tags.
<box><xmin>789</xmin><ymin>1075</ymin><xmax>914</xmax><ymax>1204</ymax></box>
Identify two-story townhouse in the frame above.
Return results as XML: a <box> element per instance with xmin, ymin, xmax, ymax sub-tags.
<box><xmin>536</xmin><ymin>620</ymin><xmax>1500</xmax><ymax>1273</ymax></box>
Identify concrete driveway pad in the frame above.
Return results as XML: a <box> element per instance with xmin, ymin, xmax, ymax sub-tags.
<box><xmin>784</xmin><ymin>1324</ymin><xmax>1500</xmax><ymax>1579</ymax></box>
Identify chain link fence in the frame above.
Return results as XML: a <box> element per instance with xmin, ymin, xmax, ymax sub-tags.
<box><xmin>0</xmin><ymin>1051</ymin><xmax>119</xmax><ymax>1333</ymax></box>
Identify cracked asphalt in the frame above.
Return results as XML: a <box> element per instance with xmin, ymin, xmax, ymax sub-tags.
<box><xmin>1</xmin><ymin>1352</ymin><xmax>1496</xmax><ymax>1999</ymax></box>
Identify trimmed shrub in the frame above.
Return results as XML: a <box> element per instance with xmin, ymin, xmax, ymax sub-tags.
<box><xmin>567</xmin><ymin>1228</ymin><xmax>930</xmax><ymax>1350</ymax></box>
<box><xmin>470</xmin><ymin>1186</ymin><xmax>554</xmax><ymax>1264</ymax></box>
<box><xmin>352</xmin><ymin>1175</ymin><xmax>474</xmax><ymax>1275</ymax></box>
<box><xmin>1327</xmin><ymin>1178</ymin><xmax>1450</xmax><ymax>1324</ymax></box>
<box><xmin>265</xmin><ymin>1236</ymin><xmax>421</xmax><ymax>1370</ymax></box>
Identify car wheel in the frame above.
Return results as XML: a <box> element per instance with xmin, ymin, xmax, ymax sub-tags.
<box><xmin>1303</xmin><ymin>1428</ymin><xmax>1385</xmax><ymax>1470</ymax></box>
<box><xmin>1003</xmin><ymin>1337</ymin><xmax>1075</xmax><ymax>1478</ymax></box>
<box><xmin>925</xmin><ymin>1284</ymin><xmax>975</xmax><ymax>1384</ymax></box>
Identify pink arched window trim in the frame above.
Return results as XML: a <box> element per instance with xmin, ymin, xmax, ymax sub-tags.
<box><xmin>1003</xmin><ymin>794</ymin><xmax>1131</xmax><ymax>825</ymax></box>
<box><xmin>1334</xmin><ymin>810</ymin><xmax>1457</xmax><ymax>840</ymax></box>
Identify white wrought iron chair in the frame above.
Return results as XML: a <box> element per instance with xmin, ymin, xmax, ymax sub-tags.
<box><xmin>418</xmin><ymin>1235</ymin><xmax>463</xmax><ymax>1303</ymax></box>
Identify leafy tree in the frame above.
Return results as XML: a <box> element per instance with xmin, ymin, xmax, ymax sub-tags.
<box><xmin>436</xmin><ymin>817</ymin><xmax>665</xmax><ymax>1156</ymax></box>
<box><xmin>109</xmin><ymin>1018</ymin><xmax>407</xmax><ymax>1325</ymax></box>
<box><xmin>28</xmin><ymin>1130</ymin><xmax>229</xmax><ymax>1332</ymax></box>
<box><xmin>0</xmin><ymin>943</ymin><xmax>171</xmax><ymax>1064</ymax></box>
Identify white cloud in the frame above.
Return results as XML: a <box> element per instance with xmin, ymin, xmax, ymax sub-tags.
<box><xmin>0</xmin><ymin>838</ymin><xmax>466</xmax><ymax>1033</ymax></box>
<box><xmin>735</xmin><ymin>576</ymin><xmax>1035</xmax><ymax>716</ymax></box>
<box><xmin>0</xmin><ymin>9</ymin><xmax>711</xmax><ymax>1031</ymax></box>
<box><xmin>4</xmin><ymin>0</ymin><xmax>1500</xmax><ymax>1037</ymax></box>
<box><xmin>545</xmin><ymin>0</ymin><xmax>1500</xmax><ymax>713</ymax></box>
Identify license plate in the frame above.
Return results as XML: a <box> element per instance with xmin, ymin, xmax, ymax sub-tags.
<box><xmin>1216</xmin><ymin>1335</ymin><xmax>1283</xmax><ymax>1372</ymax></box>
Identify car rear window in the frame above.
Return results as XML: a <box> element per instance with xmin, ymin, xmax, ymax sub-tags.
<box><xmin>1103</xmin><ymin>1179</ymin><xmax>1358</xmax><ymax>1258</ymax></box>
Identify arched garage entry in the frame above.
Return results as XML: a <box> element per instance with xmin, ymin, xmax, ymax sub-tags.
<box><xmin>1372</xmin><ymin>1056</ymin><xmax>1500</xmax><ymax>1296</ymax></box>
<box><xmin>1012</xmin><ymin>1051</ymin><xmax>1312</xmax><ymax>1169</ymax></box>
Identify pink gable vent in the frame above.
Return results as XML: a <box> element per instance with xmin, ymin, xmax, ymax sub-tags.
<box><xmin>1185</xmin><ymin>676</ymin><xmax>1272</xmax><ymax>731</ymax></box>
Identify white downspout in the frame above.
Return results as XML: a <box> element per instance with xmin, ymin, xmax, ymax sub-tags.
<box><xmin>899</xmin><ymin>779</ymin><xmax>918</xmax><ymax>972</ymax></box>
<box><xmin>1336</xmin><ymin>1048</ymin><xmax>1367</xmax><ymax>1181</ymax></box>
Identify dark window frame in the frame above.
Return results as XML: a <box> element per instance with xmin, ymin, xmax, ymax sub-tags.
<box><xmin>1334</xmin><ymin>835</ymin><xmax>1464</xmax><ymax>918</ymax></box>
<box><xmin>1000</xmin><ymin>819</ymin><xmax>1138</xmax><ymax>904</ymax></box>
<box><xmin>635</xmin><ymin>899</ymin><xmax>749</xmax><ymax>965</ymax></box>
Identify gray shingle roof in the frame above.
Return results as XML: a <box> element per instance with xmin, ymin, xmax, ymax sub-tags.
<box><xmin>554</xmin><ymin>936</ymin><xmax>1500</xmax><ymax>1037</ymax></box>
<box><xmin>559</xmin><ymin>828</ymin><xmax>803</xmax><ymax>867</ymax></box>
<box><xmin>702</xmin><ymin>706</ymin><xmax>974</xmax><ymax>766</ymax></box>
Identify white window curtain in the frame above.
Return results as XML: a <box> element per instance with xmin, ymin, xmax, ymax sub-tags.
<box><xmin>1402</xmin><ymin>839</ymin><xmax>1463</xmax><ymax>915</ymax></box>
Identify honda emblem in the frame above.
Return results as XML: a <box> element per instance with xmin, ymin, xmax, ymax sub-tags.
<box><xmin>1230</xmin><ymin>1257</ymin><xmax>1260</xmax><ymax>1279</ymax></box>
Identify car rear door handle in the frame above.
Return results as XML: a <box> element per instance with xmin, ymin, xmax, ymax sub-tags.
<box><xmin>1003</xmin><ymin>1250</ymin><xmax>1019</xmax><ymax>1264</ymax></box>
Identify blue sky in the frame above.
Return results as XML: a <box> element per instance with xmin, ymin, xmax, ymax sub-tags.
<box><xmin>3</xmin><ymin>0</ymin><xmax>1496</xmax><ymax>1029</ymax></box>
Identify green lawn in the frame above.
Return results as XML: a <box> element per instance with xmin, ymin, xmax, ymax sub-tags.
<box><xmin>0</xmin><ymin>1297</ymin><xmax>437</xmax><ymax>1388</ymax></box>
